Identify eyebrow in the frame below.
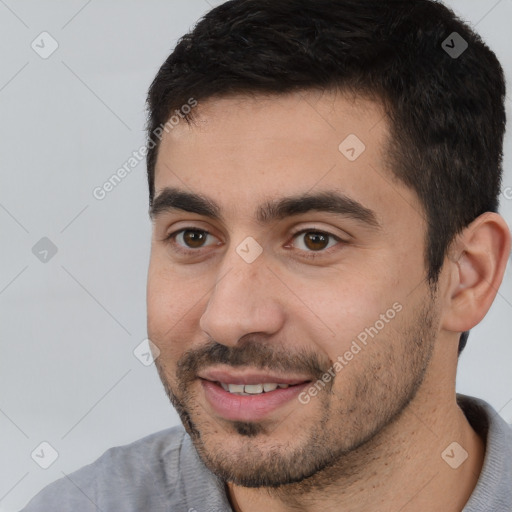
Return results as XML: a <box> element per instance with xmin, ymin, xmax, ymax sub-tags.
<box><xmin>149</xmin><ymin>187</ymin><xmax>380</xmax><ymax>229</ymax></box>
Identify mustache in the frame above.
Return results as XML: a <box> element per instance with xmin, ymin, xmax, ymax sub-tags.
<box><xmin>176</xmin><ymin>337</ymin><xmax>332</xmax><ymax>385</ymax></box>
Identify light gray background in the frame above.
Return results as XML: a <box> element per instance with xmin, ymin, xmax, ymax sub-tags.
<box><xmin>0</xmin><ymin>1</ymin><xmax>511</xmax><ymax>510</ymax></box>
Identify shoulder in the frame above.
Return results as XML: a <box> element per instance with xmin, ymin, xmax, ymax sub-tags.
<box><xmin>458</xmin><ymin>394</ymin><xmax>512</xmax><ymax>511</ymax></box>
<box><xmin>21</xmin><ymin>425</ymin><xmax>189</xmax><ymax>511</ymax></box>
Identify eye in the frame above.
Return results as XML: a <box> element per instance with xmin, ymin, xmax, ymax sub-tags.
<box><xmin>164</xmin><ymin>228</ymin><xmax>220</xmax><ymax>252</ymax></box>
<box><xmin>162</xmin><ymin>227</ymin><xmax>346</xmax><ymax>259</ymax></box>
<box><xmin>289</xmin><ymin>229</ymin><xmax>343</xmax><ymax>255</ymax></box>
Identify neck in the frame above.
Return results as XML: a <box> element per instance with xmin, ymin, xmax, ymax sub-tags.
<box><xmin>226</xmin><ymin>385</ymin><xmax>485</xmax><ymax>512</ymax></box>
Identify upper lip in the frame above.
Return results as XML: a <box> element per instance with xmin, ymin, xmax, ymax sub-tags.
<box><xmin>198</xmin><ymin>368</ymin><xmax>312</xmax><ymax>386</ymax></box>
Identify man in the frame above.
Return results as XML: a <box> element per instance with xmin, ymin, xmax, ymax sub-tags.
<box><xmin>22</xmin><ymin>0</ymin><xmax>511</xmax><ymax>510</ymax></box>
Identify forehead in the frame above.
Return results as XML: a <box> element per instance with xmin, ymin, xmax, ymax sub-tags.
<box><xmin>153</xmin><ymin>90</ymin><xmax>421</xmax><ymax>227</ymax></box>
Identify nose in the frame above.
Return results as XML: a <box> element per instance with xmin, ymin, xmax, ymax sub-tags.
<box><xmin>199</xmin><ymin>247</ymin><xmax>286</xmax><ymax>346</ymax></box>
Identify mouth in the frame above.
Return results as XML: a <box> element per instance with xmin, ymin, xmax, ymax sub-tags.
<box><xmin>198</xmin><ymin>370</ymin><xmax>313</xmax><ymax>422</ymax></box>
<box><xmin>213</xmin><ymin>381</ymin><xmax>306</xmax><ymax>395</ymax></box>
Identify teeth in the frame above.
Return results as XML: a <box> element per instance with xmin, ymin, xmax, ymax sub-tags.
<box><xmin>244</xmin><ymin>384</ymin><xmax>263</xmax><ymax>394</ymax></box>
<box><xmin>227</xmin><ymin>384</ymin><xmax>244</xmax><ymax>393</ymax></box>
<box><xmin>220</xmin><ymin>382</ymin><xmax>289</xmax><ymax>395</ymax></box>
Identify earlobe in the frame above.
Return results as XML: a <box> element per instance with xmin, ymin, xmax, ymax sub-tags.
<box><xmin>442</xmin><ymin>212</ymin><xmax>511</xmax><ymax>334</ymax></box>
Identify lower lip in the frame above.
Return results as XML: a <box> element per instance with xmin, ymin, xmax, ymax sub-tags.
<box><xmin>200</xmin><ymin>379</ymin><xmax>310</xmax><ymax>422</ymax></box>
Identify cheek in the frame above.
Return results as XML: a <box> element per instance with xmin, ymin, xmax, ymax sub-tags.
<box><xmin>289</xmin><ymin>266</ymin><xmax>403</xmax><ymax>361</ymax></box>
<box><xmin>146</xmin><ymin>260</ymin><xmax>205</xmax><ymax>358</ymax></box>
<box><xmin>285</xmin><ymin>267</ymin><xmax>394</xmax><ymax>353</ymax></box>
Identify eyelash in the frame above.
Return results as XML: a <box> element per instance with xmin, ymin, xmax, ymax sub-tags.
<box><xmin>162</xmin><ymin>227</ymin><xmax>346</xmax><ymax>259</ymax></box>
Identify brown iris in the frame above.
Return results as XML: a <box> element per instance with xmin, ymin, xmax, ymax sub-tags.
<box><xmin>303</xmin><ymin>232</ymin><xmax>329</xmax><ymax>251</ymax></box>
<box><xmin>183</xmin><ymin>230</ymin><xmax>207</xmax><ymax>248</ymax></box>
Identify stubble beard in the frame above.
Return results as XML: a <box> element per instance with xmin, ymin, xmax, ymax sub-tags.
<box><xmin>153</xmin><ymin>295</ymin><xmax>438</xmax><ymax>492</ymax></box>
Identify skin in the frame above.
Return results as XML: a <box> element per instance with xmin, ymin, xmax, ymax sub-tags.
<box><xmin>146</xmin><ymin>89</ymin><xmax>511</xmax><ymax>511</ymax></box>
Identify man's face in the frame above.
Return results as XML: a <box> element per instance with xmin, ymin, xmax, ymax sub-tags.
<box><xmin>147</xmin><ymin>90</ymin><xmax>439</xmax><ymax>487</ymax></box>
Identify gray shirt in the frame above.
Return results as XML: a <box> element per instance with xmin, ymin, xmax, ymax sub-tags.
<box><xmin>21</xmin><ymin>394</ymin><xmax>512</xmax><ymax>511</ymax></box>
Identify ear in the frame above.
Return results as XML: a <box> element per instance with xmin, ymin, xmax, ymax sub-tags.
<box><xmin>441</xmin><ymin>212</ymin><xmax>511</xmax><ymax>334</ymax></box>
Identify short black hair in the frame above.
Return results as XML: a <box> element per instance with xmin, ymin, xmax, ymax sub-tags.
<box><xmin>146</xmin><ymin>0</ymin><xmax>507</xmax><ymax>355</ymax></box>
